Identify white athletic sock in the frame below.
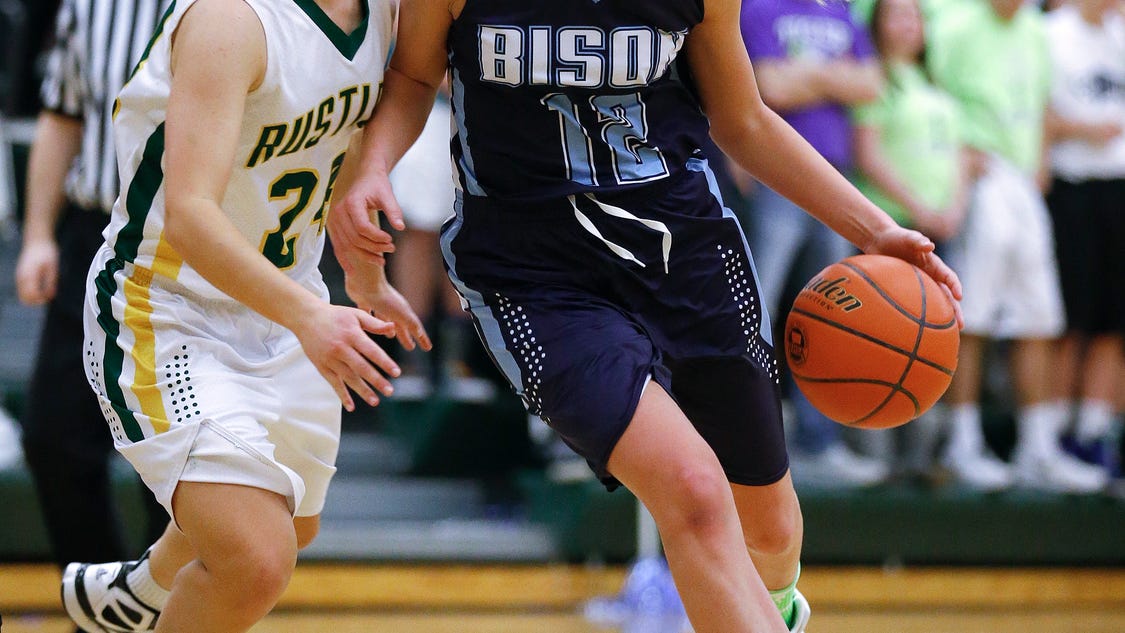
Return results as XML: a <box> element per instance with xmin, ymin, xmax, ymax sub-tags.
<box><xmin>1075</xmin><ymin>400</ymin><xmax>1116</xmax><ymax>444</ymax></box>
<box><xmin>945</xmin><ymin>403</ymin><xmax>984</xmax><ymax>459</ymax></box>
<box><xmin>1016</xmin><ymin>402</ymin><xmax>1064</xmax><ymax>459</ymax></box>
<box><xmin>1048</xmin><ymin>398</ymin><xmax>1074</xmax><ymax>429</ymax></box>
<box><xmin>126</xmin><ymin>555</ymin><xmax>170</xmax><ymax>610</ymax></box>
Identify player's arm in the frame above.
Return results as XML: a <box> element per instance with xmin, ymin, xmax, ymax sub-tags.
<box><xmin>15</xmin><ymin>112</ymin><xmax>83</xmax><ymax>305</ymax></box>
<box><xmin>162</xmin><ymin>0</ymin><xmax>399</xmax><ymax>409</ymax></box>
<box><xmin>687</xmin><ymin>0</ymin><xmax>962</xmax><ymax>307</ymax></box>
<box><xmin>328</xmin><ymin>0</ymin><xmax>453</xmax><ymax>265</ymax></box>
<box><xmin>332</xmin><ymin>133</ymin><xmax>432</xmax><ymax>352</ymax></box>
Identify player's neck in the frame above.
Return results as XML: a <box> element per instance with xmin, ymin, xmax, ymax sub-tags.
<box><xmin>313</xmin><ymin>0</ymin><xmax>364</xmax><ymax>34</ymax></box>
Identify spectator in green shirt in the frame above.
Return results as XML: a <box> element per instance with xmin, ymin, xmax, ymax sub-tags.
<box><xmin>926</xmin><ymin>0</ymin><xmax>1106</xmax><ymax>493</ymax></box>
<box><xmin>853</xmin><ymin>0</ymin><xmax>970</xmax><ymax>241</ymax></box>
<box><xmin>851</xmin><ymin>0</ymin><xmax>977</xmax><ymax>486</ymax></box>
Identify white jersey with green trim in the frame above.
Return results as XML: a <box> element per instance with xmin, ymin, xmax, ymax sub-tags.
<box><xmin>105</xmin><ymin>0</ymin><xmax>395</xmax><ymax>301</ymax></box>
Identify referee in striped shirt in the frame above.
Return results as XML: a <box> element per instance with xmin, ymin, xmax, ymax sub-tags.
<box><xmin>13</xmin><ymin>0</ymin><xmax>168</xmax><ymax>579</ymax></box>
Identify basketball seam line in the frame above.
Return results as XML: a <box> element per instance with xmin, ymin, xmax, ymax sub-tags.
<box><xmin>840</xmin><ymin>260</ymin><xmax>957</xmax><ymax>330</ymax></box>
<box><xmin>789</xmin><ymin>307</ymin><xmax>955</xmax><ymax>376</ymax></box>
<box><xmin>848</xmin><ymin>265</ymin><xmax>927</xmax><ymax>424</ymax></box>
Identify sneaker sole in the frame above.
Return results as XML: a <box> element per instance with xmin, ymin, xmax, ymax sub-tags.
<box><xmin>62</xmin><ymin>562</ymin><xmax>106</xmax><ymax>633</ymax></box>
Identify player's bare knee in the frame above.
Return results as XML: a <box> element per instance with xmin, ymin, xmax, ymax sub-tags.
<box><xmin>230</xmin><ymin>547</ymin><xmax>296</xmax><ymax>612</ymax></box>
<box><xmin>745</xmin><ymin>503</ymin><xmax>802</xmax><ymax>557</ymax></box>
<box><xmin>660</xmin><ymin>465</ymin><xmax>733</xmax><ymax>536</ymax></box>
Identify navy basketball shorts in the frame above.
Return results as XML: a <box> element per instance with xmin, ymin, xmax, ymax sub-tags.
<box><xmin>441</xmin><ymin>160</ymin><xmax>789</xmax><ymax>489</ymax></box>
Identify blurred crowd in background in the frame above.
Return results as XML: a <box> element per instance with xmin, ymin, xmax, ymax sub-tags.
<box><xmin>0</xmin><ymin>0</ymin><xmax>1122</xmax><ymax>514</ymax></box>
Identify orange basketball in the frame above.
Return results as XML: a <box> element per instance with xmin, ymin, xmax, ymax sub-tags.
<box><xmin>783</xmin><ymin>254</ymin><xmax>959</xmax><ymax>429</ymax></box>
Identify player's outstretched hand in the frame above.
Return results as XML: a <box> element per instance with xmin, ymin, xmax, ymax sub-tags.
<box><xmin>328</xmin><ymin>170</ymin><xmax>404</xmax><ymax>268</ymax></box>
<box><xmin>345</xmin><ymin>271</ymin><xmax>433</xmax><ymax>353</ymax></box>
<box><xmin>864</xmin><ymin>225</ymin><xmax>964</xmax><ymax>328</ymax></box>
<box><xmin>292</xmin><ymin>301</ymin><xmax>402</xmax><ymax>411</ymax></box>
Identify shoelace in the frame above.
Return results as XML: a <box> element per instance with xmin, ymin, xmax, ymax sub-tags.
<box><xmin>569</xmin><ymin>193</ymin><xmax>672</xmax><ymax>273</ymax></box>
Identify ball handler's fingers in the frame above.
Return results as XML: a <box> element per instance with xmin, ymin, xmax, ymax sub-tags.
<box><xmin>919</xmin><ymin>251</ymin><xmax>964</xmax><ymax>329</ymax></box>
<box><xmin>941</xmin><ymin>284</ymin><xmax>965</xmax><ymax>330</ymax></box>
<box><xmin>922</xmin><ymin>250</ymin><xmax>962</xmax><ymax>300</ymax></box>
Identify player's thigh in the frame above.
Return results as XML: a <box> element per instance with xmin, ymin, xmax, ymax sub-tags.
<box><xmin>264</xmin><ymin>353</ymin><xmax>340</xmax><ymax>518</ymax></box>
<box><xmin>667</xmin><ymin>355</ymin><xmax>789</xmax><ymax>487</ymax></box>
<box><xmin>606</xmin><ymin>381</ymin><xmax>733</xmax><ymax>520</ymax></box>
<box><xmin>171</xmin><ymin>481</ymin><xmax>296</xmax><ymax>568</ymax></box>
<box><xmin>455</xmin><ymin>284</ymin><xmax>659</xmax><ymax>485</ymax></box>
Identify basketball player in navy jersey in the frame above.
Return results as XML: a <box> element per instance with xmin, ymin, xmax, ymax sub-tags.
<box><xmin>331</xmin><ymin>1</ymin><xmax>963</xmax><ymax>631</ymax></box>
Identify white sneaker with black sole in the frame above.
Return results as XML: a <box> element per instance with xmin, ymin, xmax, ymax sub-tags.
<box><xmin>61</xmin><ymin>554</ymin><xmax>160</xmax><ymax>632</ymax></box>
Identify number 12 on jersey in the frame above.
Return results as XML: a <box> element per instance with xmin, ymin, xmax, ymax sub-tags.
<box><xmin>542</xmin><ymin>92</ymin><xmax>669</xmax><ymax>187</ymax></box>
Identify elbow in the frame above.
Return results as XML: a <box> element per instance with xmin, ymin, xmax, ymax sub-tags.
<box><xmin>161</xmin><ymin>196</ymin><xmax>194</xmax><ymax>254</ymax></box>
<box><xmin>709</xmin><ymin>106</ymin><xmax>768</xmax><ymax>156</ymax></box>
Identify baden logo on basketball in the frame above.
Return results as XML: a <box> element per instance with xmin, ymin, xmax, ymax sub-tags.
<box><xmin>800</xmin><ymin>276</ymin><xmax>863</xmax><ymax>312</ymax></box>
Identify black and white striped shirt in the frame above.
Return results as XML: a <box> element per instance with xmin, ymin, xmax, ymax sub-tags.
<box><xmin>39</xmin><ymin>0</ymin><xmax>170</xmax><ymax>213</ymax></box>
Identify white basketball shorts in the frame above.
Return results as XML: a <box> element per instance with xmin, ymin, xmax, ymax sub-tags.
<box><xmin>82</xmin><ymin>246</ymin><xmax>340</xmax><ymax>521</ymax></box>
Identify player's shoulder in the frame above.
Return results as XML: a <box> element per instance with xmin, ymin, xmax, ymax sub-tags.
<box><xmin>176</xmin><ymin>0</ymin><xmax>263</xmax><ymax>37</ymax></box>
<box><xmin>170</xmin><ymin>0</ymin><xmax>267</xmax><ymax>82</ymax></box>
<box><xmin>175</xmin><ymin>0</ymin><xmax>265</xmax><ymax>49</ymax></box>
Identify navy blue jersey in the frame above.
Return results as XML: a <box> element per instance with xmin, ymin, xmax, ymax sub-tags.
<box><xmin>448</xmin><ymin>0</ymin><xmax>710</xmax><ymax>201</ymax></box>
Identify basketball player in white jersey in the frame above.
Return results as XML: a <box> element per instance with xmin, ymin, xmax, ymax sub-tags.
<box><xmin>60</xmin><ymin>1</ymin><xmax>426</xmax><ymax>632</ymax></box>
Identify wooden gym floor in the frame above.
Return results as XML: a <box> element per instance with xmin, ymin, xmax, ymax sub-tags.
<box><xmin>1</xmin><ymin>564</ymin><xmax>1123</xmax><ymax>632</ymax></box>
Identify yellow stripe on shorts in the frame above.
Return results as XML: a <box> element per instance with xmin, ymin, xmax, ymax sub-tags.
<box><xmin>123</xmin><ymin>267</ymin><xmax>171</xmax><ymax>435</ymax></box>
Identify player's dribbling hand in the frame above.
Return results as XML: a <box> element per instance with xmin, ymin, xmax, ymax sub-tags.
<box><xmin>328</xmin><ymin>170</ymin><xmax>404</xmax><ymax>267</ymax></box>
<box><xmin>864</xmin><ymin>225</ymin><xmax>964</xmax><ymax>329</ymax></box>
<box><xmin>293</xmin><ymin>302</ymin><xmax>401</xmax><ymax>411</ymax></box>
<box><xmin>345</xmin><ymin>271</ymin><xmax>433</xmax><ymax>353</ymax></box>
